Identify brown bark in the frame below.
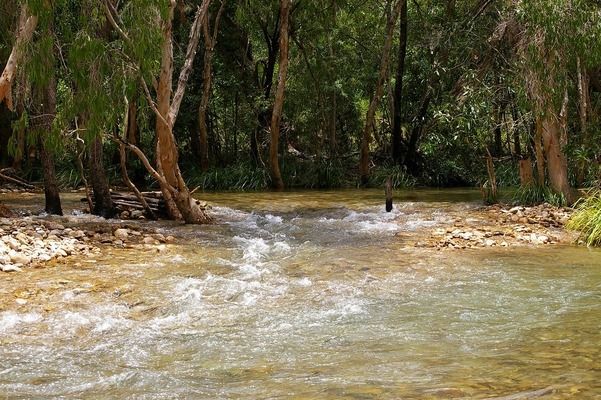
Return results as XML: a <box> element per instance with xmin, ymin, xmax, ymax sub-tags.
<box><xmin>484</xmin><ymin>148</ymin><xmax>498</xmax><ymax>204</ymax></box>
<box><xmin>0</xmin><ymin>5</ymin><xmax>38</xmax><ymax>111</ymax></box>
<box><xmin>533</xmin><ymin>117</ymin><xmax>546</xmax><ymax>186</ymax></box>
<box><xmin>104</xmin><ymin>0</ymin><xmax>212</xmax><ymax>223</ymax></box>
<box><xmin>269</xmin><ymin>0</ymin><xmax>291</xmax><ymax>190</ymax></box>
<box><xmin>360</xmin><ymin>0</ymin><xmax>404</xmax><ymax>185</ymax></box>
<box><xmin>251</xmin><ymin>4</ymin><xmax>282</xmax><ymax>166</ymax></box>
<box><xmin>576</xmin><ymin>57</ymin><xmax>589</xmax><ymax>187</ymax></box>
<box><xmin>199</xmin><ymin>0</ymin><xmax>226</xmax><ymax>172</ymax></box>
<box><xmin>88</xmin><ymin>136</ymin><xmax>115</xmax><ymax>218</ymax></box>
<box><xmin>519</xmin><ymin>157</ymin><xmax>534</xmax><ymax>187</ymax></box>
<box><xmin>39</xmin><ymin>160</ymin><xmax>61</xmax><ymax>217</ymax></box>
<box><xmin>327</xmin><ymin>0</ymin><xmax>338</xmax><ymax>155</ymax></box>
<box><xmin>152</xmin><ymin>1</ymin><xmax>213</xmax><ymax>223</ymax></box>
<box><xmin>37</xmin><ymin>76</ymin><xmax>62</xmax><ymax>216</ymax></box>
<box><xmin>391</xmin><ymin>0</ymin><xmax>407</xmax><ymax>165</ymax></box>
<box><xmin>540</xmin><ymin>113</ymin><xmax>572</xmax><ymax>204</ymax></box>
<box><xmin>127</xmin><ymin>97</ymin><xmax>139</xmax><ymax>146</ymax></box>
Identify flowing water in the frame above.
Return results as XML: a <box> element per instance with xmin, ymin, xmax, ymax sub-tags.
<box><xmin>1</xmin><ymin>189</ymin><xmax>600</xmax><ymax>399</ymax></box>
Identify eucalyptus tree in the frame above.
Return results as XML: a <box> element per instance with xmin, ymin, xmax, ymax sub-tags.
<box><xmin>509</xmin><ymin>0</ymin><xmax>601</xmax><ymax>203</ymax></box>
<box><xmin>0</xmin><ymin>1</ymin><xmax>63</xmax><ymax>214</ymax></box>
<box><xmin>268</xmin><ymin>0</ymin><xmax>292</xmax><ymax>190</ymax></box>
<box><xmin>0</xmin><ymin>3</ymin><xmax>38</xmax><ymax>111</ymax></box>
<box><xmin>99</xmin><ymin>0</ymin><xmax>213</xmax><ymax>223</ymax></box>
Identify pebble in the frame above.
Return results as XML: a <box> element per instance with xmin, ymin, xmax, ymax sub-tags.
<box><xmin>0</xmin><ymin>217</ymin><xmax>177</xmax><ymax>273</ymax></box>
<box><xmin>113</xmin><ymin>228</ymin><xmax>129</xmax><ymax>240</ymax></box>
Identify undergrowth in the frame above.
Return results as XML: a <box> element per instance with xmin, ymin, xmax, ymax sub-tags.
<box><xmin>512</xmin><ymin>185</ymin><xmax>566</xmax><ymax>207</ymax></box>
<box><xmin>567</xmin><ymin>189</ymin><xmax>601</xmax><ymax>246</ymax></box>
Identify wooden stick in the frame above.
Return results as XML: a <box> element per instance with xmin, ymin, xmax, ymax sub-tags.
<box><xmin>385</xmin><ymin>176</ymin><xmax>393</xmax><ymax>212</ymax></box>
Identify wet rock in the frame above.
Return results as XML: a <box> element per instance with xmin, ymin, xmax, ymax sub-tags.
<box><xmin>152</xmin><ymin>233</ymin><xmax>166</xmax><ymax>243</ymax></box>
<box><xmin>1</xmin><ymin>264</ymin><xmax>22</xmax><ymax>272</ymax></box>
<box><xmin>131</xmin><ymin>210</ymin><xmax>144</xmax><ymax>219</ymax></box>
<box><xmin>143</xmin><ymin>236</ymin><xmax>158</xmax><ymax>245</ymax></box>
<box><xmin>113</xmin><ymin>228</ymin><xmax>129</xmax><ymax>240</ymax></box>
<box><xmin>70</xmin><ymin>230</ymin><xmax>86</xmax><ymax>239</ymax></box>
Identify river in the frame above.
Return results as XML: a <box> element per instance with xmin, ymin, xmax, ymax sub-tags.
<box><xmin>1</xmin><ymin>189</ymin><xmax>600</xmax><ymax>398</ymax></box>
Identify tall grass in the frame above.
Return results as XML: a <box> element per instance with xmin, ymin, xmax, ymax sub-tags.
<box><xmin>512</xmin><ymin>185</ymin><xmax>566</xmax><ymax>207</ymax></box>
<box><xmin>567</xmin><ymin>189</ymin><xmax>601</xmax><ymax>246</ymax></box>
<box><xmin>185</xmin><ymin>163</ymin><xmax>269</xmax><ymax>191</ymax></box>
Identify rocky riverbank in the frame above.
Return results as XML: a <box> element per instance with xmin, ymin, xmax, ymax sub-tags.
<box><xmin>0</xmin><ymin>216</ymin><xmax>175</xmax><ymax>273</ymax></box>
<box><xmin>415</xmin><ymin>203</ymin><xmax>576</xmax><ymax>250</ymax></box>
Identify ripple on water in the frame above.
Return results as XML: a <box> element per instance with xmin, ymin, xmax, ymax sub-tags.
<box><xmin>1</xmin><ymin>191</ymin><xmax>601</xmax><ymax>398</ymax></box>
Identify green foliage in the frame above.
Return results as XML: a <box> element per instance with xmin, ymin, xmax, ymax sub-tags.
<box><xmin>513</xmin><ymin>185</ymin><xmax>566</xmax><ymax>207</ymax></box>
<box><xmin>495</xmin><ymin>161</ymin><xmax>520</xmax><ymax>188</ymax></box>
<box><xmin>185</xmin><ymin>163</ymin><xmax>269</xmax><ymax>191</ymax></box>
<box><xmin>368</xmin><ymin>164</ymin><xmax>416</xmax><ymax>189</ymax></box>
<box><xmin>567</xmin><ymin>190</ymin><xmax>601</xmax><ymax>246</ymax></box>
<box><xmin>281</xmin><ymin>158</ymin><xmax>349</xmax><ymax>189</ymax></box>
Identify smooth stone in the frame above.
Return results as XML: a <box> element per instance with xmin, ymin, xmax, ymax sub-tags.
<box><xmin>113</xmin><ymin>228</ymin><xmax>129</xmax><ymax>240</ymax></box>
<box><xmin>1</xmin><ymin>264</ymin><xmax>22</xmax><ymax>272</ymax></box>
<box><xmin>10</xmin><ymin>253</ymin><xmax>31</xmax><ymax>265</ymax></box>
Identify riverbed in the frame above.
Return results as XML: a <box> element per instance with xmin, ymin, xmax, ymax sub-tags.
<box><xmin>1</xmin><ymin>189</ymin><xmax>600</xmax><ymax>398</ymax></box>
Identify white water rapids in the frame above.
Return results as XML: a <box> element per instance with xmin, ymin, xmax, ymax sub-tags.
<box><xmin>1</xmin><ymin>190</ymin><xmax>600</xmax><ymax>398</ymax></box>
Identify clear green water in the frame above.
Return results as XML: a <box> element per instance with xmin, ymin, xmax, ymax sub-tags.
<box><xmin>0</xmin><ymin>189</ymin><xmax>600</xmax><ymax>398</ymax></box>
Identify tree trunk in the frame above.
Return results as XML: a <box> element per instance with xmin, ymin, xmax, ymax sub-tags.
<box><xmin>391</xmin><ymin>0</ymin><xmax>407</xmax><ymax>165</ymax></box>
<box><xmin>404</xmin><ymin>87</ymin><xmax>432</xmax><ymax>173</ymax></box>
<box><xmin>152</xmin><ymin>0</ymin><xmax>212</xmax><ymax>223</ymax></box>
<box><xmin>533</xmin><ymin>117</ymin><xmax>545</xmax><ymax>186</ymax></box>
<box><xmin>198</xmin><ymin>1</ymin><xmax>226</xmax><ymax>172</ymax></box>
<box><xmin>511</xmin><ymin>103</ymin><xmax>521</xmax><ymax>156</ymax></box>
<box><xmin>493</xmin><ymin>107</ymin><xmax>503</xmax><ymax>157</ymax></box>
<box><xmin>39</xmin><ymin>140</ymin><xmax>62</xmax><ymax>215</ymax></box>
<box><xmin>0</xmin><ymin>5</ymin><xmax>38</xmax><ymax>111</ymax></box>
<box><xmin>360</xmin><ymin>0</ymin><xmax>404</xmax><ymax>185</ymax></box>
<box><xmin>37</xmin><ymin>75</ymin><xmax>62</xmax><ymax>216</ymax></box>
<box><xmin>269</xmin><ymin>0</ymin><xmax>291</xmax><ymax>190</ymax></box>
<box><xmin>540</xmin><ymin>111</ymin><xmax>572</xmax><ymax>204</ymax></box>
<box><xmin>252</xmin><ymin>5</ymin><xmax>281</xmax><ymax>166</ymax></box>
<box><xmin>519</xmin><ymin>157</ymin><xmax>534</xmax><ymax>187</ymax></box>
<box><xmin>328</xmin><ymin>0</ymin><xmax>338</xmax><ymax>156</ymax></box>
<box><xmin>88</xmin><ymin>136</ymin><xmax>115</xmax><ymax>218</ymax></box>
<box><xmin>576</xmin><ymin>57</ymin><xmax>589</xmax><ymax>187</ymax></box>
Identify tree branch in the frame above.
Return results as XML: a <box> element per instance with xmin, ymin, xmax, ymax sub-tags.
<box><xmin>169</xmin><ymin>0</ymin><xmax>212</xmax><ymax>124</ymax></box>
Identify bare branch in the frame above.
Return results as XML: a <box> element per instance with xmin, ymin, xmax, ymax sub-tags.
<box><xmin>169</xmin><ymin>0</ymin><xmax>212</xmax><ymax>123</ymax></box>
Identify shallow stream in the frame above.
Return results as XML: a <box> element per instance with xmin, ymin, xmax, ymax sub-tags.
<box><xmin>1</xmin><ymin>189</ymin><xmax>600</xmax><ymax>398</ymax></box>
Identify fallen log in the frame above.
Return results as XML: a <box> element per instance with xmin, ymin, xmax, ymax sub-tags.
<box><xmin>82</xmin><ymin>190</ymin><xmax>209</xmax><ymax>220</ymax></box>
<box><xmin>83</xmin><ymin>191</ymin><xmax>169</xmax><ymax>219</ymax></box>
<box><xmin>0</xmin><ymin>168</ymin><xmax>35</xmax><ymax>189</ymax></box>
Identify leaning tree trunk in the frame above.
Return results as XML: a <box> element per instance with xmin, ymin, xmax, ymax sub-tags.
<box><xmin>0</xmin><ymin>5</ymin><xmax>38</xmax><ymax>111</ymax></box>
<box><xmin>156</xmin><ymin>0</ymin><xmax>212</xmax><ymax>223</ymax></box>
<box><xmin>391</xmin><ymin>0</ymin><xmax>407</xmax><ymax>165</ymax></box>
<box><xmin>103</xmin><ymin>0</ymin><xmax>212</xmax><ymax>223</ymax></box>
<box><xmin>88</xmin><ymin>136</ymin><xmax>115</xmax><ymax>218</ymax></box>
<box><xmin>269</xmin><ymin>0</ymin><xmax>291</xmax><ymax>190</ymax></box>
<box><xmin>360</xmin><ymin>0</ymin><xmax>404</xmax><ymax>185</ymax></box>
